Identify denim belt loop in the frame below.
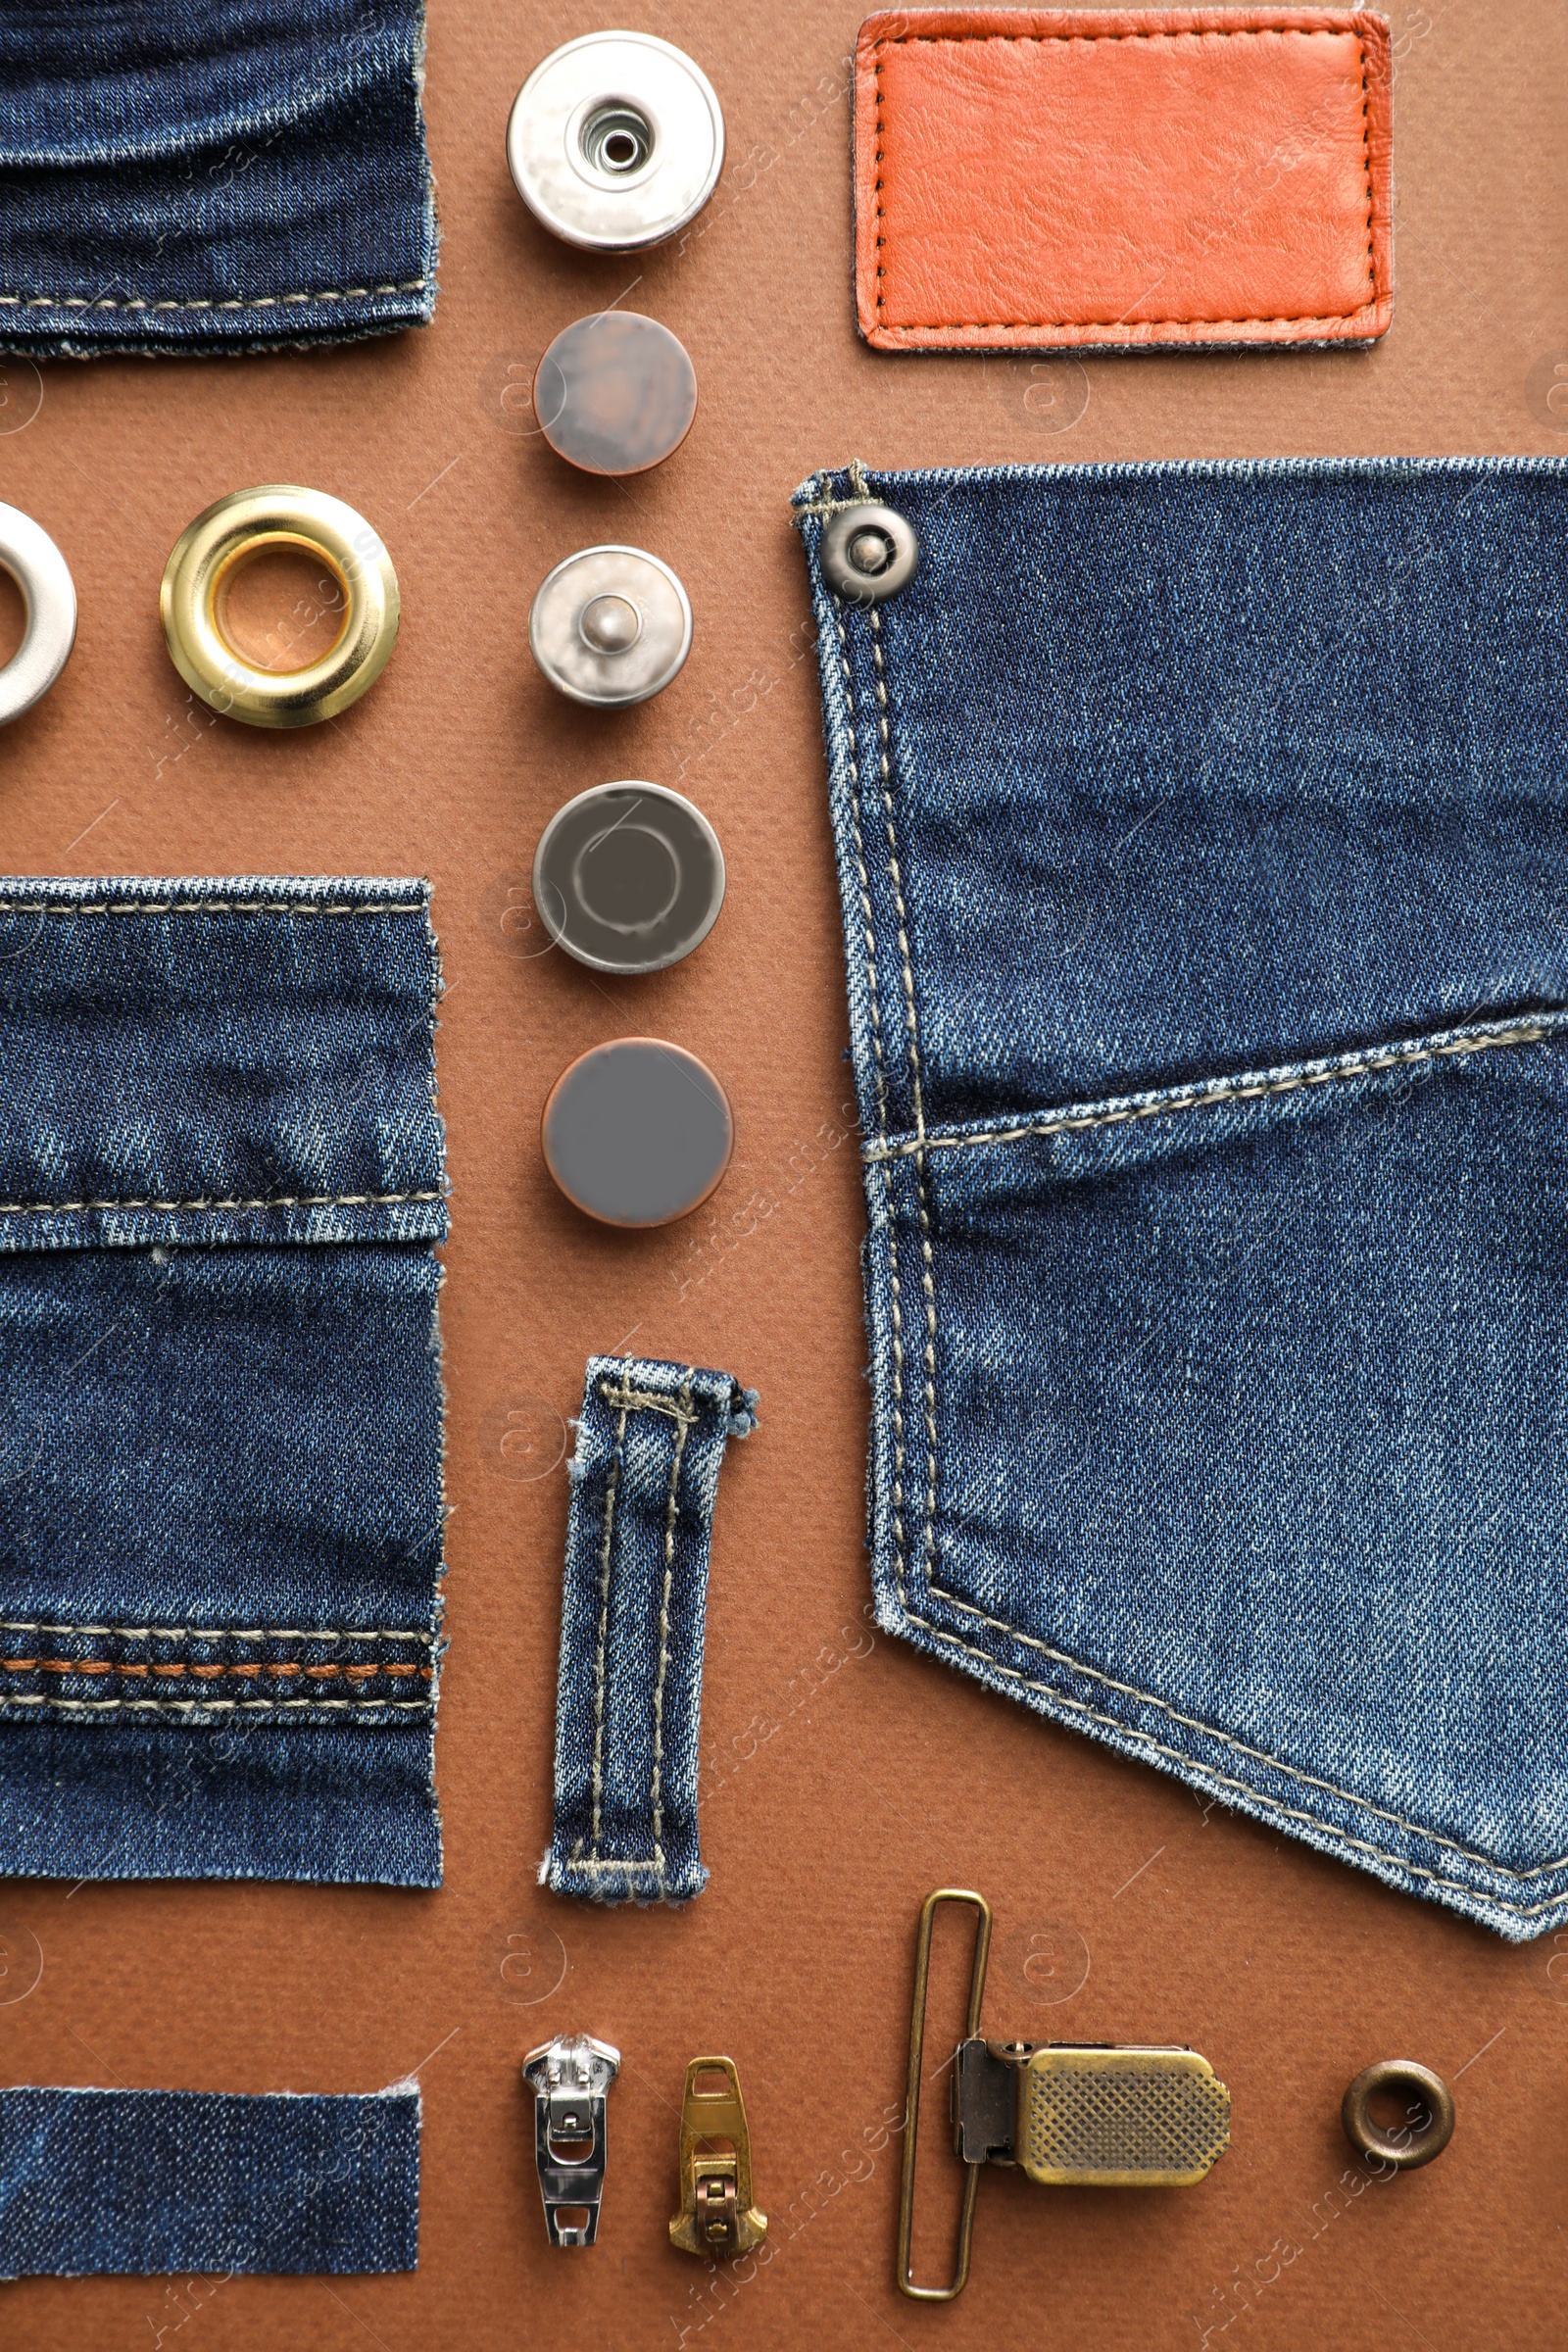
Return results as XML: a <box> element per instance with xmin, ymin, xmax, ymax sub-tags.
<box><xmin>543</xmin><ymin>1354</ymin><xmax>758</xmax><ymax>1905</ymax></box>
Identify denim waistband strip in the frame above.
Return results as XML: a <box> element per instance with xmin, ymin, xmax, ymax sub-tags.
<box><xmin>796</xmin><ymin>454</ymin><xmax>1568</xmax><ymax>1944</ymax></box>
<box><xmin>0</xmin><ymin>1</ymin><xmax>436</xmax><ymax>356</ymax></box>
<box><xmin>0</xmin><ymin>876</ymin><xmax>447</xmax><ymax>1887</ymax></box>
<box><xmin>0</xmin><ymin>2084</ymin><xmax>418</xmax><ymax>2277</ymax></box>
<box><xmin>544</xmin><ymin>1356</ymin><xmax>759</xmax><ymax>1906</ymax></box>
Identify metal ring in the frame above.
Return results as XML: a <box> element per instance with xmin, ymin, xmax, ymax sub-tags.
<box><xmin>0</xmin><ymin>503</ymin><xmax>76</xmax><ymax>725</ymax></box>
<box><xmin>507</xmin><ymin>32</ymin><xmax>724</xmax><ymax>252</ymax></box>
<box><xmin>1341</xmin><ymin>2060</ymin><xmax>1454</xmax><ymax>2170</ymax></box>
<box><xmin>820</xmin><ymin>503</ymin><xmax>919</xmax><ymax>605</ymax></box>
<box><xmin>160</xmin><ymin>485</ymin><xmax>399</xmax><ymax>728</ymax></box>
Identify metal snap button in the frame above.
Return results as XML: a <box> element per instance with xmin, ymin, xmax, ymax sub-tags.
<box><xmin>1341</xmin><ymin>2061</ymin><xmax>1454</xmax><ymax>2171</ymax></box>
<box><xmin>819</xmin><ymin>503</ymin><xmax>919</xmax><ymax>605</ymax></box>
<box><xmin>160</xmin><ymin>485</ymin><xmax>399</xmax><ymax>727</ymax></box>
<box><xmin>0</xmin><ymin>504</ymin><xmax>75</xmax><ymax>725</ymax></box>
<box><xmin>542</xmin><ymin>1038</ymin><xmax>733</xmax><ymax>1228</ymax></box>
<box><xmin>533</xmin><ymin>313</ymin><xmax>697</xmax><ymax>476</ymax></box>
<box><xmin>508</xmin><ymin>31</ymin><xmax>724</xmax><ymax>252</ymax></box>
<box><xmin>534</xmin><ymin>782</ymin><xmax>724</xmax><ymax>975</ymax></box>
<box><xmin>530</xmin><ymin>545</ymin><xmax>692</xmax><ymax>708</ymax></box>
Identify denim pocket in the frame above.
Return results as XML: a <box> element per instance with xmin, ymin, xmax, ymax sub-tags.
<box><xmin>798</xmin><ymin>455</ymin><xmax>1568</xmax><ymax>1941</ymax></box>
<box><xmin>0</xmin><ymin>876</ymin><xmax>446</xmax><ymax>1886</ymax></box>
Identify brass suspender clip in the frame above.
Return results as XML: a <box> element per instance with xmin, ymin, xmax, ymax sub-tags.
<box><xmin>897</xmin><ymin>1889</ymin><xmax>1230</xmax><ymax>2301</ymax></box>
<box><xmin>668</xmin><ymin>2056</ymin><xmax>767</xmax><ymax>2259</ymax></box>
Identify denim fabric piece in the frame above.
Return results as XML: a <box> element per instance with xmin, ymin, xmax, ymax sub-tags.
<box><xmin>0</xmin><ymin>2</ymin><xmax>435</xmax><ymax>356</ymax></box>
<box><xmin>0</xmin><ymin>2084</ymin><xmax>418</xmax><ymax>2276</ymax></box>
<box><xmin>0</xmin><ymin>875</ymin><xmax>447</xmax><ymax>1886</ymax></box>
<box><xmin>545</xmin><ymin>1356</ymin><xmax>758</xmax><ymax>1905</ymax></box>
<box><xmin>796</xmin><ymin>456</ymin><xmax>1568</xmax><ymax>1943</ymax></box>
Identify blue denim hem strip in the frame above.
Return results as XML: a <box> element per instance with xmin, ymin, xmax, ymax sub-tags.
<box><xmin>0</xmin><ymin>1</ymin><xmax>436</xmax><ymax>357</ymax></box>
<box><xmin>545</xmin><ymin>1356</ymin><xmax>758</xmax><ymax>1906</ymax></box>
<box><xmin>0</xmin><ymin>876</ymin><xmax>447</xmax><ymax>1886</ymax></box>
<box><xmin>798</xmin><ymin>455</ymin><xmax>1568</xmax><ymax>1946</ymax></box>
<box><xmin>0</xmin><ymin>2084</ymin><xmax>418</xmax><ymax>2276</ymax></box>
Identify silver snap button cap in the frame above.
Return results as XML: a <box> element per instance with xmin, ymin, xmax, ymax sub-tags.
<box><xmin>533</xmin><ymin>781</ymin><xmax>724</xmax><ymax>975</ymax></box>
<box><xmin>529</xmin><ymin>545</ymin><xmax>692</xmax><ymax>708</ymax></box>
<box><xmin>0</xmin><ymin>504</ymin><xmax>76</xmax><ymax>725</ymax></box>
<box><xmin>507</xmin><ymin>31</ymin><xmax>724</xmax><ymax>253</ymax></box>
<box><xmin>820</xmin><ymin>503</ymin><xmax>919</xmax><ymax>605</ymax></box>
<box><xmin>533</xmin><ymin>312</ymin><xmax>697</xmax><ymax>476</ymax></box>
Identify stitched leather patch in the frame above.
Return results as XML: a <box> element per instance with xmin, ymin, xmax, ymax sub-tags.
<box><xmin>855</xmin><ymin>7</ymin><xmax>1394</xmax><ymax>350</ymax></box>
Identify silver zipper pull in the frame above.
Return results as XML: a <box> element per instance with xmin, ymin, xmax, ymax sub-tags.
<box><xmin>522</xmin><ymin>2033</ymin><xmax>621</xmax><ymax>2247</ymax></box>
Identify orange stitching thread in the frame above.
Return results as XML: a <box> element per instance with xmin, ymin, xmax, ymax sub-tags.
<box><xmin>2</xmin><ymin>1657</ymin><xmax>433</xmax><ymax>1682</ymax></box>
<box><xmin>870</xmin><ymin>25</ymin><xmax>1382</xmax><ymax>333</ymax></box>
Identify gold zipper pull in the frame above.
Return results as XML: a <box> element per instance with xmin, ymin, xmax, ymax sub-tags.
<box><xmin>668</xmin><ymin>2056</ymin><xmax>766</xmax><ymax>2259</ymax></box>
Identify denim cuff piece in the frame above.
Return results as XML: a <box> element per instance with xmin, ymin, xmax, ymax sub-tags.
<box><xmin>0</xmin><ymin>876</ymin><xmax>448</xmax><ymax>1886</ymax></box>
<box><xmin>544</xmin><ymin>1355</ymin><xmax>759</xmax><ymax>1906</ymax></box>
<box><xmin>798</xmin><ymin>455</ymin><xmax>1568</xmax><ymax>1945</ymax></box>
<box><xmin>0</xmin><ymin>2</ymin><xmax>436</xmax><ymax>357</ymax></box>
<box><xmin>0</xmin><ymin>2084</ymin><xmax>419</xmax><ymax>2277</ymax></box>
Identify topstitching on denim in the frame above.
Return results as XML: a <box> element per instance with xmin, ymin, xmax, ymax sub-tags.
<box><xmin>806</xmin><ymin>462</ymin><xmax>1568</xmax><ymax>1937</ymax></box>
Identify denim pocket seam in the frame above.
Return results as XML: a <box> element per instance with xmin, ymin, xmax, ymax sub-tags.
<box><xmin>0</xmin><ymin>282</ymin><xmax>428</xmax><ymax>316</ymax></box>
<box><xmin>900</xmin><ymin>1601</ymin><xmax>1561</xmax><ymax>1919</ymax></box>
<box><xmin>5</xmin><ymin>1695</ymin><xmax>432</xmax><ymax>1714</ymax></box>
<box><xmin>862</xmin><ymin>1014</ymin><xmax>1559</xmax><ymax>1163</ymax></box>
<box><xmin>919</xmin><ymin>1580</ymin><xmax>1568</xmax><ymax>1881</ymax></box>
<box><xmin>0</xmin><ymin>900</ymin><xmax>426</xmax><ymax>917</ymax></box>
<box><xmin>0</xmin><ymin>1187</ymin><xmax>444</xmax><ymax>1216</ymax></box>
<box><xmin>849</xmin><ymin>566</ymin><xmax>1560</xmax><ymax>1926</ymax></box>
<box><xmin>0</xmin><ymin>1621</ymin><xmax>432</xmax><ymax>1642</ymax></box>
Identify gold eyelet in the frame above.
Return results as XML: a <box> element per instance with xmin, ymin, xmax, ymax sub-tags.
<box><xmin>159</xmin><ymin>485</ymin><xmax>400</xmax><ymax>728</ymax></box>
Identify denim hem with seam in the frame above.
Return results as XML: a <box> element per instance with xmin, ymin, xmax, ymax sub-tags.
<box><xmin>0</xmin><ymin>874</ymin><xmax>448</xmax><ymax>1886</ymax></box>
<box><xmin>0</xmin><ymin>2</ymin><xmax>437</xmax><ymax>358</ymax></box>
<box><xmin>543</xmin><ymin>1355</ymin><xmax>758</xmax><ymax>1906</ymax></box>
<box><xmin>797</xmin><ymin>454</ymin><xmax>1568</xmax><ymax>1944</ymax></box>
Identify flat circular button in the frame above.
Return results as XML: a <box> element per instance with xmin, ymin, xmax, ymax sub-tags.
<box><xmin>543</xmin><ymin>1039</ymin><xmax>733</xmax><ymax>1227</ymax></box>
<box><xmin>507</xmin><ymin>32</ymin><xmax>724</xmax><ymax>252</ymax></box>
<box><xmin>820</xmin><ymin>502</ymin><xmax>920</xmax><ymax>605</ymax></box>
<box><xmin>533</xmin><ymin>313</ymin><xmax>696</xmax><ymax>476</ymax></box>
<box><xmin>534</xmin><ymin>782</ymin><xmax>724</xmax><ymax>975</ymax></box>
<box><xmin>529</xmin><ymin>545</ymin><xmax>692</xmax><ymax>708</ymax></box>
<box><xmin>0</xmin><ymin>503</ymin><xmax>75</xmax><ymax>725</ymax></box>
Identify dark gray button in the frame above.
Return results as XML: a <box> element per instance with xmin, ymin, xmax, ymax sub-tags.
<box><xmin>533</xmin><ymin>313</ymin><xmax>697</xmax><ymax>476</ymax></box>
<box><xmin>542</xmin><ymin>1039</ymin><xmax>733</xmax><ymax>1227</ymax></box>
<box><xmin>819</xmin><ymin>502</ymin><xmax>919</xmax><ymax>604</ymax></box>
<box><xmin>533</xmin><ymin>782</ymin><xmax>724</xmax><ymax>975</ymax></box>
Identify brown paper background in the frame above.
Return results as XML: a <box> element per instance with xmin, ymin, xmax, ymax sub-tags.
<box><xmin>2</xmin><ymin>3</ymin><xmax>1566</xmax><ymax>2345</ymax></box>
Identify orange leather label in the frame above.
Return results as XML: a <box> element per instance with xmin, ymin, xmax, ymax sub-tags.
<box><xmin>856</xmin><ymin>8</ymin><xmax>1394</xmax><ymax>349</ymax></box>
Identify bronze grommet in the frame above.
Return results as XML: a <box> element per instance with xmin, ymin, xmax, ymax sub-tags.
<box><xmin>1341</xmin><ymin>2060</ymin><xmax>1454</xmax><ymax>2170</ymax></box>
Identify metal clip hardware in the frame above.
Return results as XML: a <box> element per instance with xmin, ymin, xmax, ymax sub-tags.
<box><xmin>522</xmin><ymin>2033</ymin><xmax>620</xmax><ymax>2247</ymax></box>
<box><xmin>898</xmin><ymin>1889</ymin><xmax>1231</xmax><ymax>2301</ymax></box>
<box><xmin>669</xmin><ymin>2056</ymin><xmax>766</xmax><ymax>2259</ymax></box>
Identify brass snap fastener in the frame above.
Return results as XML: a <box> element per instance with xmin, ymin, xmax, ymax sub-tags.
<box><xmin>160</xmin><ymin>485</ymin><xmax>399</xmax><ymax>728</ymax></box>
<box><xmin>533</xmin><ymin>313</ymin><xmax>697</xmax><ymax>477</ymax></box>
<box><xmin>507</xmin><ymin>31</ymin><xmax>724</xmax><ymax>252</ymax></box>
<box><xmin>542</xmin><ymin>1038</ymin><xmax>733</xmax><ymax>1228</ymax></box>
<box><xmin>529</xmin><ymin>545</ymin><xmax>692</xmax><ymax>707</ymax></box>
<box><xmin>0</xmin><ymin>502</ymin><xmax>75</xmax><ymax>725</ymax></box>
<box><xmin>1341</xmin><ymin>2060</ymin><xmax>1454</xmax><ymax>2170</ymax></box>
<box><xmin>534</xmin><ymin>781</ymin><xmax>724</xmax><ymax>975</ymax></box>
<box><xmin>820</xmin><ymin>503</ymin><xmax>919</xmax><ymax>604</ymax></box>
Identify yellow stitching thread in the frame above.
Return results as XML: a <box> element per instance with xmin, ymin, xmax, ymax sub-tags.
<box><xmin>863</xmin><ymin>1021</ymin><xmax>1553</xmax><ymax>1162</ymax></box>
<box><xmin>650</xmin><ymin>1375</ymin><xmax>695</xmax><ymax>1869</ymax></box>
<box><xmin>3</xmin><ymin>1695</ymin><xmax>431</xmax><ymax>1712</ymax></box>
<box><xmin>588</xmin><ymin>1393</ymin><xmax>631</xmax><ymax>1856</ymax></box>
<box><xmin>595</xmin><ymin>1381</ymin><xmax>700</xmax><ymax>1426</ymax></box>
<box><xmin>0</xmin><ymin>282</ymin><xmax>426</xmax><ymax>313</ymax></box>
<box><xmin>905</xmin><ymin>1607</ymin><xmax>1559</xmax><ymax>1919</ymax></box>
<box><xmin>0</xmin><ymin>1188</ymin><xmax>443</xmax><ymax>1215</ymax></box>
<box><xmin>0</xmin><ymin>1620</ymin><xmax>431</xmax><ymax>1642</ymax></box>
<box><xmin>0</xmin><ymin>902</ymin><xmax>422</xmax><ymax>916</ymax></box>
<box><xmin>927</xmin><ymin>1583</ymin><xmax>1568</xmax><ymax>1879</ymax></box>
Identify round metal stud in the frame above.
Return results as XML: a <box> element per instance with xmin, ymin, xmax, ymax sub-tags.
<box><xmin>160</xmin><ymin>485</ymin><xmax>399</xmax><ymax>728</ymax></box>
<box><xmin>819</xmin><ymin>503</ymin><xmax>920</xmax><ymax>605</ymax></box>
<box><xmin>0</xmin><ymin>504</ymin><xmax>76</xmax><ymax>725</ymax></box>
<box><xmin>507</xmin><ymin>31</ymin><xmax>724</xmax><ymax>253</ymax></box>
<box><xmin>529</xmin><ymin>545</ymin><xmax>692</xmax><ymax>709</ymax></box>
<box><xmin>533</xmin><ymin>312</ymin><xmax>697</xmax><ymax>477</ymax></box>
<box><xmin>542</xmin><ymin>1038</ymin><xmax>733</xmax><ymax>1228</ymax></box>
<box><xmin>1341</xmin><ymin>2061</ymin><xmax>1454</xmax><ymax>2171</ymax></box>
<box><xmin>534</xmin><ymin>781</ymin><xmax>724</xmax><ymax>976</ymax></box>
